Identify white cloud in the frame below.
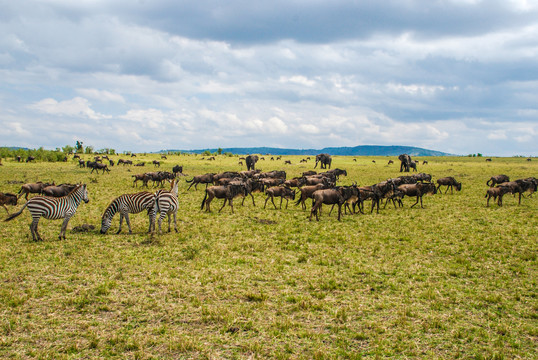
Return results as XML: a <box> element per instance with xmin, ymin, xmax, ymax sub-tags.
<box><xmin>28</xmin><ymin>97</ymin><xmax>109</xmax><ymax>120</ymax></box>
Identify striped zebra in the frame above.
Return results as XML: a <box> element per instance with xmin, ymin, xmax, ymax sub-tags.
<box><xmin>150</xmin><ymin>179</ymin><xmax>179</xmax><ymax>233</ymax></box>
<box><xmin>100</xmin><ymin>191</ymin><xmax>155</xmax><ymax>234</ymax></box>
<box><xmin>5</xmin><ymin>184</ymin><xmax>89</xmax><ymax>241</ymax></box>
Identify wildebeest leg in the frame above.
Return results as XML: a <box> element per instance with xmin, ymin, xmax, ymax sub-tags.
<box><xmin>518</xmin><ymin>192</ymin><xmax>522</xmax><ymax>205</ymax></box>
<box><xmin>410</xmin><ymin>196</ymin><xmax>420</xmax><ymax>208</ymax></box>
<box><xmin>328</xmin><ymin>204</ymin><xmax>335</xmax><ymax>216</ymax></box>
<box><xmin>264</xmin><ymin>196</ymin><xmax>270</xmax><ymax>209</ymax></box>
<box><xmin>275</xmin><ymin>197</ymin><xmax>281</xmax><ymax>209</ymax></box>
<box><xmin>3</xmin><ymin>205</ymin><xmax>9</xmax><ymax>214</ymax></box>
<box><xmin>219</xmin><ymin>199</ymin><xmax>228</xmax><ymax>213</ymax></box>
<box><xmin>310</xmin><ymin>203</ymin><xmax>321</xmax><ymax>221</ymax></box>
<box><xmin>229</xmin><ymin>199</ymin><xmax>234</xmax><ymax>213</ymax></box>
<box><xmin>337</xmin><ymin>203</ymin><xmax>342</xmax><ymax>221</ymax></box>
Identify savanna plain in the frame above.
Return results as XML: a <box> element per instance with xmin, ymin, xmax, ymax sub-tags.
<box><xmin>0</xmin><ymin>154</ymin><xmax>536</xmax><ymax>359</ymax></box>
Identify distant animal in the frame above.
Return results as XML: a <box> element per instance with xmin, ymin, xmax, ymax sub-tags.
<box><xmin>527</xmin><ymin>158</ymin><xmax>532</xmax><ymax>161</ymax></box>
<box><xmin>409</xmin><ymin>160</ymin><xmax>418</xmax><ymax>172</ymax></box>
<box><xmin>5</xmin><ymin>184</ymin><xmax>89</xmax><ymax>241</ymax></box>
<box><xmin>153</xmin><ymin>160</ymin><xmax>160</xmax><ymax>167</ymax></box>
<box><xmin>161</xmin><ymin>155</ymin><xmax>167</xmax><ymax>159</ymax></box>
<box><xmin>314</xmin><ymin>153</ymin><xmax>332</xmax><ymax>169</ymax></box>
<box><xmin>485</xmin><ymin>158</ymin><xmax>492</xmax><ymax>162</ymax></box>
<box><xmin>487</xmin><ymin>175</ymin><xmax>510</xmax><ymax>187</ymax></box>
<box><xmin>388</xmin><ymin>160</ymin><xmax>394</xmax><ymax>165</ymax></box>
<box><xmin>100</xmin><ymin>192</ymin><xmax>155</xmax><ymax>234</ymax></box>
<box><xmin>78</xmin><ymin>159</ymin><xmax>85</xmax><ymax>168</ymax></box>
<box><xmin>26</xmin><ymin>156</ymin><xmax>36</xmax><ymax>163</ymax></box>
<box><xmin>398</xmin><ymin>154</ymin><xmax>412</xmax><ymax>172</ymax></box>
<box><xmin>246</xmin><ymin>155</ymin><xmax>259</xmax><ymax>171</ymax></box>
<box><xmin>0</xmin><ymin>192</ymin><xmax>18</xmax><ymax>213</ymax></box>
<box><xmin>284</xmin><ymin>160</ymin><xmax>292</xmax><ymax>165</ymax></box>
<box><xmin>87</xmin><ymin>161</ymin><xmax>110</xmax><ymax>174</ymax></box>
<box><xmin>372</xmin><ymin>160</ymin><xmax>376</xmax><ymax>164</ymax></box>
<box><xmin>172</xmin><ymin>165</ymin><xmax>183</xmax><ymax>176</ymax></box>
<box><xmin>422</xmin><ymin>160</ymin><xmax>428</xmax><ymax>165</ymax></box>
<box><xmin>238</xmin><ymin>161</ymin><xmax>243</xmax><ymax>166</ymax></box>
<box><xmin>309</xmin><ymin>188</ymin><xmax>347</xmax><ymax>221</ymax></box>
<box><xmin>436</xmin><ymin>177</ymin><xmax>462</xmax><ymax>194</ymax></box>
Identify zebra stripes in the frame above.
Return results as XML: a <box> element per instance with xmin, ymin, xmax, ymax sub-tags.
<box><xmin>5</xmin><ymin>184</ymin><xmax>89</xmax><ymax>241</ymax></box>
<box><xmin>150</xmin><ymin>180</ymin><xmax>179</xmax><ymax>233</ymax></box>
<box><xmin>100</xmin><ymin>191</ymin><xmax>155</xmax><ymax>234</ymax></box>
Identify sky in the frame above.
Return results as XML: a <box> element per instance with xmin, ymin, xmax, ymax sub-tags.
<box><xmin>1</xmin><ymin>0</ymin><xmax>537</xmax><ymax>156</ymax></box>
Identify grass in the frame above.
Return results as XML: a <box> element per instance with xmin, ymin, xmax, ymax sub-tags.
<box><xmin>0</xmin><ymin>155</ymin><xmax>536</xmax><ymax>359</ymax></box>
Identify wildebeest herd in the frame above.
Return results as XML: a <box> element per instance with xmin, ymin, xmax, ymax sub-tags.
<box><xmin>2</xmin><ymin>153</ymin><xmax>536</xmax><ymax>241</ymax></box>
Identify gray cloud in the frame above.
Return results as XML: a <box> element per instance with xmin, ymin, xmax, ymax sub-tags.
<box><xmin>0</xmin><ymin>0</ymin><xmax>537</xmax><ymax>156</ymax></box>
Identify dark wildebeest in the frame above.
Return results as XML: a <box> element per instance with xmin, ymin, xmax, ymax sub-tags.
<box><xmin>26</xmin><ymin>156</ymin><xmax>36</xmax><ymax>163</ymax></box>
<box><xmin>172</xmin><ymin>165</ymin><xmax>183</xmax><ymax>176</ymax></box>
<box><xmin>246</xmin><ymin>155</ymin><xmax>259</xmax><ymax>171</ymax></box>
<box><xmin>284</xmin><ymin>177</ymin><xmax>306</xmax><ymax>188</ymax></box>
<box><xmin>78</xmin><ymin>159</ymin><xmax>85</xmax><ymax>168</ymax></box>
<box><xmin>413</xmin><ymin>173</ymin><xmax>432</xmax><ymax>183</ymax></box>
<box><xmin>485</xmin><ymin>186</ymin><xmax>511</xmax><ymax>207</ymax></box>
<box><xmin>436</xmin><ymin>177</ymin><xmax>462</xmax><ymax>194</ymax></box>
<box><xmin>487</xmin><ymin>175</ymin><xmax>510</xmax><ymax>187</ymax></box>
<box><xmin>239</xmin><ymin>170</ymin><xmax>260</xmax><ymax>179</ymax></box>
<box><xmin>295</xmin><ymin>184</ymin><xmax>328</xmax><ymax>210</ymax></box>
<box><xmin>302</xmin><ymin>170</ymin><xmax>317</xmax><ymax>177</ymax></box>
<box><xmin>314</xmin><ymin>153</ymin><xmax>332</xmax><ymax>169</ymax></box>
<box><xmin>499</xmin><ymin>179</ymin><xmax>537</xmax><ymax>205</ymax></box>
<box><xmin>201</xmin><ymin>184</ymin><xmax>246</xmax><ymax>213</ymax></box>
<box><xmin>398</xmin><ymin>154</ymin><xmax>412</xmax><ymax>172</ymax></box>
<box><xmin>41</xmin><ymin>184</ymin><xmax>78</xmax><ymax>197</ymax></box>
<box><xmin>18</xmin><ymin>182</ymin><xmax>54</xmax><ymax>200</ymax></box>
<box><xmin>153</xmin><ymin>160</ymin><xmax>160</xmax><ymax>167</ymax></box>
<box><xmin>264</xmin><ymin>186</ymin><xmax>295</xmax><ymax>209</ymax></box>
<box><xmin>388</xmin><ymin>160</ymin><xmax>394</xmax><ymax>165</ymax></box>
<box><xmin>527</xmin><ymin>158</ymin><xmax>532</xmax><ymax>161</ymax></box>
<box><xmin>485</xmin><ymin>158</ymin><xmax>492</xmax><ymax>162</ymax></box>
<box><xmin>409</xmin><ymin>160</ymin><xmax>418</xmax><ymax>172</ymax></box>
<box><xmin>0</xmin><ymin>192</ymin><xmax>18</xmax><ymax>213</ymax></box>
<box><xmin>109</xmin><ymin>159</ymin><xmax>114</xmax><ymax>167</ymax></box>
<box><xmin>186</xmin><ymin>173</ymin><xmax>215</xmax><ymax>190</ymax></box>
<box><xmin>397</xmin><ymin>182</ymin><xmax>437</xmax><ymax>208</ymax></box>
<box><xmin>423</xmin><ymin>160</ymin><xmax>428</xmax><ymax>165</ymax></box>
<box><xmin>87</xmin><ymin>161</ymin><xmax>110</xmax><ymax>174</ymax></box>
<box><xmin>309</xmin><ymin>188</ymin><xmax>349</xmax><ymax>221</ymax></box>
<box><xmin>284</xmin><ymin>160</ymin><xmax>292</xmax><ymax>165</ymax></box>
<box><xmin>134</xmin><ymin>162</ymin><xmax>145</xmax><ymax>167</ymax></box>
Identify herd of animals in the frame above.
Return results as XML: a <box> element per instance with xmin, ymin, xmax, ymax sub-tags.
<box><xmin>0</xmin><ymin>153</ymin><xmax>536</xmax><ymax>241</ymax></box>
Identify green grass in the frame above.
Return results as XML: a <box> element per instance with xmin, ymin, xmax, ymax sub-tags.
<box><xmin>0</xmin><ymin>155</ymin><xmax>536</xmax><ymax>359</ymax></box>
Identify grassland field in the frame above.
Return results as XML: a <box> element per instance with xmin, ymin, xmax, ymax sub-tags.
<box><xmin>0</xmin><ymin>154</ymin><xmax>536</xmax><ymax>359</ymax></box>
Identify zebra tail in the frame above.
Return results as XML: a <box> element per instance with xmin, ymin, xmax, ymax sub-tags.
<box><xmin>5</xmin><ymin>202</ymin><xmax>28</xmax><ymax>222</ymax></box>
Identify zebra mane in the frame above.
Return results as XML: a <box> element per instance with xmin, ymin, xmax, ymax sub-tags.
<box><xmin>101</xmin><ymin>198</ymin><xmax>118</xmax><ymax>219</ymax></box>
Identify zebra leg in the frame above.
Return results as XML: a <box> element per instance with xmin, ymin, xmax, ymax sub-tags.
<box><xmin>167</xmin><ymin>213</ymin><xmax>171</xmax><ymax>232</ymax></box>
<box><xmin>124</xmin><ymin>214</ymin><xmax>133</xmax><ymax>234</ymax></box>
<box><xmin>30</xmin><ymin>218</ymin><xmax>40</xmax><ymax>241</ymax></box>
<box><xmin>158</xmin><ymin>212</ymin><xmax>165</xmax><ymax>234</ymax></box>
<box><xmin>59</xmin><ymin>216</ymin><xmax>72</xmax><ymax>240</ymax></box>
<box><xmin>117</xmin><ymin>213</ymin><xmax>124</xmax><ymax>234</ymax></box>
<box><xmin>173</xmin><ymin>211</ymin><xmax>178</xmax><ymax>233</ymax></box>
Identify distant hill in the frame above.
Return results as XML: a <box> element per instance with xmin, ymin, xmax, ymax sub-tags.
<box><xmin>162</xmin><ymin>145</ymin><xmax>454</xmax><ymax>157</ymax></box>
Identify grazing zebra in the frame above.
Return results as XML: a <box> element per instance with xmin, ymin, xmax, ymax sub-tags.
<box><xmin>150</xmin><ymin>180</ymin><xmax>179</xmax><ymax>233</ymax></box>
<box><xmin>4</xmin><ymin>184</ymin><xmax>89</xmax><ymax>241</ymax></box>
<box><xmin>100</xmin><ymin>192</ymin><xmax>155</xmax><ymax>234</ymax></box>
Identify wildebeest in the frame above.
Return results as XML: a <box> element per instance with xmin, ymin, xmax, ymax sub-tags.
<box><xmin>42</xmin><ymin>184</ymin><xmax>78</xmax><ymax>197</ymax></box>
<box><xmin>284</xmin><ymin>160</ymin><xmax>292</xmax><ymax>165</ymax></box>
<box><xmin>309</xmin><ymin>188</ymin><xmax>348</xmax><ymax>221</ymax></box>
<box><xmin>87</xmin><ymin>161</ymin><xmax>110</xmax><ymax>174</ymax></box>
<box><xmin>498</xmin><ymin>179</ymin><xmax>538</xmax><ymax>205</ymax></box>
<box><xmin>397</xmin><ymin>182</ymin><xmax>437</xmax><ymax>208</ymax></box>
<box><xmin>246</xmin><ymin>155</ymin><xmax>259</xmax><ymax>171</ymax></box>
<box><xmin>264</xmin><ymin>186</ymin><xmax>295</xmax><ymax>209</ymax></box>
<box><xmin>26</xmin><ymin>156</ymin><xmax>36</xmax><ymax>163</ymax></box>
<box><xmin>0</xmin><ymin>192</ymin><xmax>18</xmax><ymax>213</ymax></box>
<box><xmin>152</xmin><ymin>160</ymin><xmax>160</xmax><ymax>167</ymax></box>
<box><xmin>388</xmin><ymin>160</ymin><xmax>394</xmax><ymax>165</ymax></box>
<box><xmin>485</xmin><ymin>158</ymin><xmax>492</xmax><ymax>162</ymax></box>
<box><xmin>487</xmin><ymin>175</ymin><xmax>510</xmax><ymax>187</ymax></box>
<box><xmin>314</xmin><ymin>153</ymin><xmax>332</xmax><ymax>169</ymax></box>
<box><xmin>78</xmin><ymin>159</ymin><xmax>85</xmax><ymax>168</ymax></box>
<box><xmin>485</xmin><ymin>186</ymin><xmax>510</xmax><ymax>206</ymax></box>
<box><xmin>409</xmin><ymin>160</ymin><xmax>418</xmax><ymax>172</ymax></box>
<box><xmin>295</xmin><ymin>184</ymin><xmax>328</xmax><ymax>210</ymax></box>
<box><xmin>436</xmin><ymin>177</ymin><xmax>462</xmax><ymax>194</ymax></box>
<box><xmin>201</xmin><ymin>184</ymin><xmax>246</xmax><ymax>213</ymax></box>
<box><xmin>172</xmin><ymin>165</ymin><xmax>183</xmax><ymax>176</ymax></box>
<box><xmin>186</xmin><ymin>173</ymin><xmax>215</xmax><ymax>190</ymax></box>
<box><xmin>18</xmin><ymin>182</ymin><xmax>55</xmax><ymax>200</ymax></box>
<box><xmin>413</xmin><ymin>173</ymin><xmax>432</xmax><ymax>183</ymax></box>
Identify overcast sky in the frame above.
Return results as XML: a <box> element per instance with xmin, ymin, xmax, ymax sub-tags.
<box><xmin>1</xmin><ymin>0</ymin><xmax>537</xmax><ymax>155</ymax></box>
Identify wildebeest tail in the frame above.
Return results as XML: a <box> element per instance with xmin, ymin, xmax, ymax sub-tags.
<box><xmin>4</xmin><ymin>202</ymin><xmax>28</xmax><ymax>222</ymax></box>
<box><xmin>486</xmin><ymin>179</ymin><xmax>492</xmax><ymax>186</ymax></box>
<box><xmin>201</xmin><ymin>190</ymin><xmax>208</xmax><ymax>210</ymax></box>
<box><xmin>186</xmin><ymin>178</ymin><xmax>194</xmax><ymax>183</ymax></box>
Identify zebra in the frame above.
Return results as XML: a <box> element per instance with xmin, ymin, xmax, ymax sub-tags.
<box><xmin>149</xmin><ymin>179</ymin><xmax>179</xmax><ymax>234</ymax></box>
<box><xmin>4</xmin><ymin>184</ymin><xmax>89</xmax><ymax>241</ymax></box>
<box><xmin>100</xmin><ymin>192</ymin><xmax>155</xmax><ymax>234</ymax></box>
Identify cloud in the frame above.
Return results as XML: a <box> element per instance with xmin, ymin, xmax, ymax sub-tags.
<box><xmin>28</xmin><ymin>97</ymin><xmax>109</xmax><ymax>120</ymax></box>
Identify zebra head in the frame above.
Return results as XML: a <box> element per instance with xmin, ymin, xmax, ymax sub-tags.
<box><xmin>100</xmin><ymin>200</ymin><xmax>116</xmax><ymax>234</ymax></box>
<box><xmin>82</xmin><ymin>184</ymin><xmax>89</xmax><ymax>203</ymax></box>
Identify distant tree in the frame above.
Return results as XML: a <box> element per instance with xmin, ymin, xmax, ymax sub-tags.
<box><xmin>217</xmin><ymin>148</ymin><xmax>223</xmax><ymax>155</ymax></box>
<box><xmin>202</xmin><ymin>150</ymin><xmax>211</xmax><ymax>156</ymax></box>
<box><xmin>75</xmin><ymin>140</ymin><xmax>84</xmax><ymax>153</ymax></box>
<box><xmin>62</xmin><ymin>145</ymin><xmax>75</xmax><ymax>154</ymax></box>
<box><xmin>477</xmin><ymin>153</ymin><xmax>483</xmax><ymax>157</ymax></box>
<box><xmin>84</xmin><ymin>146</ymin><xmax>94</xmax><ymax>154</ymax></box>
